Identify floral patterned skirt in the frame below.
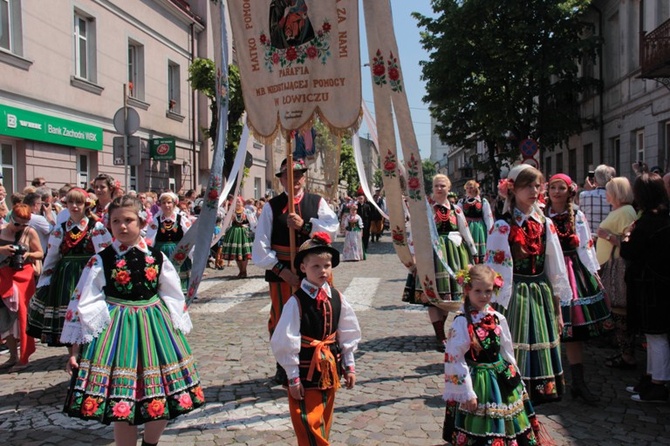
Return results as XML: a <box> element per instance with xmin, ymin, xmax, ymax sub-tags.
<box><xmin>496</xmin><ymin>273</ymin><xmax>565</xmax><ymax>404</ymax></box>
<box><xmin>560</xmin><ymin>250</ymin><xmax>611</xmax><ymax>342</ymax></box>
<box><xmin>155</xmin><ymin>241</ymin><xmax>191</xmax><ymax>293</ymax></box>
<box><xmin>220</xmin><ymin>226</ymin><xmax>252</xmax><ymax>261</ymax></box>
<box><xmin>443</xmin><ymin>358</ymin><xmax>540</xmax><ymax>446</ymax></box>
<box><xmin>27</xmin><ymin>253</ymin><xmax>90</xmax><ymax>346</ymax></box>
<box><xmin>63</xmin><ymin>295</ymin><xmax>204</xmax><ymax>425</ymax></box>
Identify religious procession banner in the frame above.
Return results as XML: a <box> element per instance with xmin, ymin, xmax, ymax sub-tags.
<box><xmin>228</xmin><ymin>0</ymin><xmax>361</xmax><ymax>139</ymax></box>
<box><xmin>363</xmin><ymin>0</ymin><xmax>457</xmax><ymax>311</ymax></box>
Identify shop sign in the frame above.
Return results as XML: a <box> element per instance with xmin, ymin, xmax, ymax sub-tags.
<box><xmin>0</xmin><ymin>103</ymin><xmax>103</xmax><ymax>151</ymax></box>
<box><xmin>150</xmin><ymin>138</ymin><xmax>176</xmax><ymax>160</ymax></box>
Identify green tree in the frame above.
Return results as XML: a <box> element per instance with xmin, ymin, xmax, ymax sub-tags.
<box><xmin>422</xmin><ymin>159</ymin><xmax>437</xmax><ymax>195</ymax></box>
<box><xmin>188</xmin><ymin>59</ymin><xmax>245</xmax><ymax>179</ymax></box>
<box><xmin>414</xmin><ymin>1</ymin><xmax>600</xmax><ymax>188</ymax></box>
<box><xmin>339</xmin><ymin>139</ymin><xmax>358</xmax><ymax>196</ymax></box>
<box><xmin>373</xmin><ymin>168</ymin><xmax>383</xmax><ymax>189</ymax></box>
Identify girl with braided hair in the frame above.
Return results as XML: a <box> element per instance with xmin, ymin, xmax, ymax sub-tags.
<box><xmin>545</xmin><ymin>174</ymin><xmax>610</xmax><ymax>405</ymax></box>
<box><xmin>486</xmin><ymin>164</ymin><xmax>571</xmax><ymax>404</ymax></box>
<box><xmin>443</xmin><ymin>265</ymin><xmax>546</xmax><ymax>445</ymax></box>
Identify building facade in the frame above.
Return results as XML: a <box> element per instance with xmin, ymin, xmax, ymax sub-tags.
<box><xmin>0</xmin><ymin>0</ymin><xmax>220</xmax><ymax>197</ymax></box>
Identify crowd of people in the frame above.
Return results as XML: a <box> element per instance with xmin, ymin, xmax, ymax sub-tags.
<box><xmin>1</xmin><ymin>159</ymin><xmax>669</xmax><ymax>446</ymax></box>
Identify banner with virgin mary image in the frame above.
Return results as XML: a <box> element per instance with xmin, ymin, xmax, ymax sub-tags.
<box><xmin>228</xmin><ymin>1</ymin><xmax>361</xmax><ymax>139</ymax></box>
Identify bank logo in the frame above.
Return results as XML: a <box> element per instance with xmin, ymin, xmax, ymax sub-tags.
<box><xmin>7</xmin><ymin>114</ymin><xmax>16</xmax><ymax>129</ymax></box>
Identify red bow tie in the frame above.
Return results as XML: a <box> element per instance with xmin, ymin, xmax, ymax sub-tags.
<box><xmin>316</xmin><ymin>288</ymin><xmax>329</xmax><ymax>310</ymax></box>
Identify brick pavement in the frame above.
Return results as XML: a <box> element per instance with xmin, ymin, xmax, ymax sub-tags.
<box><xmin>1</xmin><ymin>237</ymin><xmax>669</xmax><ymax>445</ymax></box>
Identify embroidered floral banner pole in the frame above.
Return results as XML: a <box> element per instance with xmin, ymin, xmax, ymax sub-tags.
<box><xmin>180</xmin><ymin>1</ymin><xmax>231</xmax><ymax>307</ymax></box>
<box><xmin>363</xmin><ymin>0</ymin><xmax>456</xmax><ymax>310</ymax></box>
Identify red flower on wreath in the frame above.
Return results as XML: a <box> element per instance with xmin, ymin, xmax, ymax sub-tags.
<box><xmin>115</xmin><ymin>270</ymin><xmax>131</xmax><ymax>285</ymax></box>
<box><xmin>81</xmin><ymin>396</ymin><xmax>100</xmax><ymax>417</ymax></box>
<box><xmin>286</xmin><ymin>46</ymin><xmax>298</xmax><ymax>61</ymax></box>
<box><xmin>147</xmin><ymin>399</ymin><xmax>165</xmax><ymax>418</ymax></box>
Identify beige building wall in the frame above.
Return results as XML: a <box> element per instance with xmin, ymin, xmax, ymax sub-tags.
<box><xmin>0</xmin><ymin>0</ymin><xmax>215</xmax><ymax>196</ymax></box>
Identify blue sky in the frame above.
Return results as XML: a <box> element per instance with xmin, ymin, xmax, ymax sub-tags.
<box><xmin>358</xmin><ymin>0</ymin><xmax>436</xmax><ymax>160</ymax></box>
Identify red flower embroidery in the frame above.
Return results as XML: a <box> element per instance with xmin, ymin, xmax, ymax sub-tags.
<box><xmin>146</xmin><ymin>399</ymin><xmax>165</xmax><ymax>418</ymax></box>
<box><xmin>115</xmin><ymin>270</ymin><xmax>131</xmax><ymax>285</ymax></box>
<box><xmin>384</xmin><ymin>160</ymin><xmax>396</xmax><ymax>171</ymax></box>
<box><xmin>322</xmin><ymin>22</ymin><xmax>331</xmax><ymax>32</ymax></box>
<box><xmin>145</xmin><ymin>267</ymin><xmax>158</xmax><ymax>282</ymax></box>
<box><xmin>492</xmin><ymin>438</ymin><xmax>505</xmax><ymax>446</ymax></box>
<box><xmin>112</xmin><ymin>400</ymin><xmax>131</xmax><ymax>418</ymax></box>
<box><xmin>272</xmin><ymin>53</ymin><xmax>280</xmax><ymax>64</ymax></box>
<box><xmin>207</xmin><ymin>189</ymin><xmax>218</xmax><ymax>200</ymax></box>
<box><xmin>373</xmin><ymin>63</ymin><xmax>385</xmax><ymax>77</ymax></box>
<box><xmin>178</xmin><ymin>393</ymin><xmax>193</xmax><ymax>409</ymax></box>
<box><xmin>407</xmin><ymin>177</ymin><xmax>420</xmax><ymax>190</ymax></box>
<box><xmin>306</xmin><ymin>46</ymin><xmax>318</xmax><ymax>59</ymax></box>
<box><xmin>146</xmin><ymin>256</ymin><xmax>155</xmax><ymax>265</ymax></box>
<box><xmin>65</xmin><ymin>309</ymin><xmax>74</xmax><ymax>321</ymax></box>
<box><xmin>286</xmin><ymin>46</ymin><xmax>298</xmax><ymax>61</ymax></box>
<box><xmin>173</xmin><ymin>252</ymin><xmax>186</xmax><ymax>262</ymax></box>
<box><xmin>194</xmin><ymin>386</ymin><xmax>205</xmax><ymax>402</ymax></box>
<box><xmin>498</xmin><ymin>225</ymin><xmax>510</xmax><ymax>234</ymax></box>
<box><xmin>81</xmin><ymin>396</ymin><xmax>100</xmax><ymax>417</ymax></box>
<box><xmin>388</xmin><ymin>67</ymin><xmax>400</xmax><ymax>81</ymax></box>
<box><xmin>259</xmin><ymin>34</ymin><xmax>267</xmax><ymax>44</ymax></box>
<box><xmin>115</xmin><ymin>259</ymin><xmax>126</xmax><ymax>268</ymax></box>
<box><xmin>493</xmin><ymin>250</ymin><xmax>505</xmax><ymax>264</ymax></box>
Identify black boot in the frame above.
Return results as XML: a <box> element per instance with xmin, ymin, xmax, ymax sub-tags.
<box><xmin>432</xmin><ymin>318</ymin><xmax>447</xmax><ymax>352</ymax></box>
<box><xmin>570</xmin><ymin>363</ymin><xmax>600</xmax><ymax>405</ymax></box>
<box><xmin>141</xmin><ymin>441</ymin><xmax>158</xmax><ymax>446</ymax></box>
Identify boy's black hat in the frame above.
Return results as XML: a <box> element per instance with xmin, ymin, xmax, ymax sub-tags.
<box><xmin>293</xmin><ymin>232</ymin><xmax>340</xmax><ymax>269</ymax></box>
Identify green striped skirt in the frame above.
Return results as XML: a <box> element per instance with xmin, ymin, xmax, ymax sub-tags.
<box><xmin>444</xmin><ymin>358</ymin><xmax>539</xmax><ymax>445</ymax></box>
<box><xmin>63</xmin><ymin>295</ymin><xmax>204</xmax><ymax>425</ymax></box>
<box><xmin>496</xmin><ymin>273</ymin><xmax>565</xmax><ymax>404</ymax></box>
<box><xmin>156</xmin><ymin>241</ymin><xmax>191</xmax><ymax>293</ymax></box>
<box><xmin>220</xmin><ymin>226</ymin><xmax>252</xmax><ymax>261</ymax></box>
<box><xmin>560</xmin><ymin>250</ymin><xmax>611</xmax><ymax>342</ymax></box>
<box><xmin>27</xmin><ymin>253</ymin><xmax>91</xmax><ymax>346</ymax></box>
<box><xmin>467</xmin><ymin>218</ymin><xmax>488</xmax><ymax>263</ymax></box>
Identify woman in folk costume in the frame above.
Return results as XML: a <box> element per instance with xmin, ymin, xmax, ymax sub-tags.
<box><xmin>403</xmin><ymin>174</ymin><xmax>476</xmax><ymax>350</ymax></box>
<box><xmin>341</xmin><ymin>203</ymin><xmax>364</xmax><ymax>261</ymax></box>
<box><xmin>91</xmin><ymin>173</ymin><xmax>118</xmax><ymax>223</ymax></box>
<box><xmin>486</xmin><ymin>164</ymin><xmax>571</xmax><ymax>404</ymax></box>
<box><xmin>443</xmin><ymin>265</ymin><xmax>547</xmax><ymax>446</ymax></box>
<box><xmin>220</xmin><ymin>196</ymin><xmax>257</xmax><ymax>278</ymax></box>
<box><xmin>61</xmin><ymin>196</ymin><xmax>204</xmax><ymax>446</ymax></box>
<box><xmin>145</xmin><ymin>191</ymin><xmax>192</xmax><ymax>292</ymax></box>
<box><xmin>457</xmin><ymin>180</ymin><xmax>494</xmax><ymax>264</ymax></box>
<box><xmin>544</xmin><ymin>174</ymin><xmax>610</xmax><ymax>405</ymax></box>
<box><xmin>27</xmin><ymin>188</ymin><xmax>112</xmax><ymax>348</ymax></box>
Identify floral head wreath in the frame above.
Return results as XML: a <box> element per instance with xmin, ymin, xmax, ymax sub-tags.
<box><xmin>455</xmin><ymin>266</ymin><xmax>504</xmax><ymax>294</ymax></box>
<box><xmin>497</xmin><ymin>178</ymin><xmax>514</xmax><ymax>199</ymax></box>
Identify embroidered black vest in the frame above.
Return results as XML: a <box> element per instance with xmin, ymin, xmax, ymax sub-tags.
<box><xmin>296</xmin><ymin>287</ymin><xmax>343</xmax><ymax>389</ymax></box>
<box><xmin>265</xmin><ymin>192</ymin><xmax>321</xmax><ymax>282</ymax></box>
<box><xmin>60</xmin><ymin>218</ymin><xmax>97</xmax><ymax>256</ymax></box>
<box><xmin>156</xmin><ymin>214</ymin><xmax>184</xmax><ymax>243</ymax></box>
<box><xmin>99</xmin><ymin>245</ymin><xmax>163</xmax><ymax>301</ymax></box>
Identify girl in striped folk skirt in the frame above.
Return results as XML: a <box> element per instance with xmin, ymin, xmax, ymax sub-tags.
<box><xmin>61</xmin><ymin>196</ymin><xmax>204</xmax><ymax>446</ymax></box>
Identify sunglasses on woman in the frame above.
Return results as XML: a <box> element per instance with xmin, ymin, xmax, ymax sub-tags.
<box><xmin>10</xmin><ymin>217</ymin><xmax>28</xmax><ymax>227</ymax></box>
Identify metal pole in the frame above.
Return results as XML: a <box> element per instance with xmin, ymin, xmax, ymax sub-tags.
<box><xmin>123</xmin><ymin>84</ymin><xmax>129</xmax><ymax>191</ymax></box>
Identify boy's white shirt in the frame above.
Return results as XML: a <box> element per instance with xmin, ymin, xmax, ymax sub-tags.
<box><xmin>270</xmin><ymin>278</ymin><xmax>361</xmax><ymax>380</ymax></box>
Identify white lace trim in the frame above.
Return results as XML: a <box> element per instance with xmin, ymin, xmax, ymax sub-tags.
<box><xmin>81</xmin><ymin>308</ymin><xmax>111</xmax><ymax>344</ymax></box>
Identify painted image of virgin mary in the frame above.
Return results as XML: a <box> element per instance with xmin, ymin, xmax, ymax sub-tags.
<box><xmin>269</xmin><ymin>0</ymin><xmax>315</xmax><ymax>49</ymax></box>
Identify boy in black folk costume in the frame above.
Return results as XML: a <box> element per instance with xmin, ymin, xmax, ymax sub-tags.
<box><xmin>270</xmin><ymin>232</ymin><xmax>361</xmax><ymax>446</ymax></box>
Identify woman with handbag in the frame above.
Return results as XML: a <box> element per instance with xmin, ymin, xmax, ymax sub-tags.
<box><xmin>0</xmin><ymin>204</ymin><xmax>43</xmax><ymax>373</ymax></box>
<box><xmin>596</xmin><ymin>177</ymin><xmax>637</xmax><ymax>370</ymax></box>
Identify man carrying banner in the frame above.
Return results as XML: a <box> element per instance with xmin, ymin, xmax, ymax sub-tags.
<box><xmin>252</xmin><ymin>157</ymin><xmax>339</xmax><ymax>383</ymax></box>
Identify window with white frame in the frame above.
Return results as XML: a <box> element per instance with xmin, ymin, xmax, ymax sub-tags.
<box><xmin>1</xmin><ymin>141</ymin><xmax>16</xmax><ymax>197</ymax></box>
<box><xmin>0</xmin><ymin>0</ymin><xmax>19</xmax><ymax>52</ymax></box>
<box><xmin>635</xmin><ymin>130</ymin><xmax>645</xmax><ymax>163</ymax></box>
<box><xmin>128</xmin><ymin>41</ymin><xmax>145</xmax><ymax>100</ymax></box>
<box><xmin>73</xmin><ymin>11</ymin><xmax>96</xmax><ymax>82</ymax></box>
<box><xmin>168</xmin><ymin>61</ymin><xmax>180</xmax><ymax>113</ymax></box>
<box><xmin>77</xmin><ymin>153</ymin><xmax>89</xmax><ymax>188</ymax></box>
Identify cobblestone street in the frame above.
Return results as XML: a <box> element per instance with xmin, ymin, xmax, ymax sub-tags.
<box><xmin>1</xmin><ymin>238</ymin><xmax>669</xmax><ymax>445</ymax></box>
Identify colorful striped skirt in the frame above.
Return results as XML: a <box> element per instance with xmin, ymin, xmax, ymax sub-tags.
<box><xmin>220</xmin><ymin>226</ymin><xmax>252</xmax><ymax>261</ymax></box>
<box><xmin>156</xmin><ymin>241</ymin><xmax>191</xmax><ymax>293</ymax></box>
<box><xmin>27</xmin><ymin>253</ymin><xmax>90</xmax><ymax>346</ymax></box>
<box><xmin>444</xmin><ymin>358</ymin><xmax>540</xmax><ymax>445</ymax></box>
<box><xmin>63</xmin><ymin>295</ymin><xmax>204</xmax><ymax>425</ymax></box>
<box><xmin>560</xmin><ymin>250</ymin><xmax>611</xmax><ymax>342</ymax></box>
<box><xmin>496</xmin><ymin>273</ymin><xmax>565</xmax><ymax>404</ymax></box>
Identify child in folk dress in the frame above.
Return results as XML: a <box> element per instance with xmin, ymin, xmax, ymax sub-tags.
<box><xmin>443</xmin><ymin>265</ymin><xmax>546</xmax><ymax>445</ymax></box>
<box><xmin>61</xmin><ymin>196</ymin><xmax>204</xmax><ymax>446</ymax></box>
<box><xmin>271</xmin><ymin>232</ymin><xmax>361</xmax><ymax>446</ymax></box>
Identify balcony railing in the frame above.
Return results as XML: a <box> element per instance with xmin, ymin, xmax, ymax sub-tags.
<box><xmin>640</xmin><ymin>18</ymin><xmax>670</xmax><ymax>78</ymax></box>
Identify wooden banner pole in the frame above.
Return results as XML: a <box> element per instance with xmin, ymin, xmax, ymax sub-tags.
<box><xmin>286</xmin><ymin>133</ymin><xmax>296</xmax><ymax>274</ymax></box>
